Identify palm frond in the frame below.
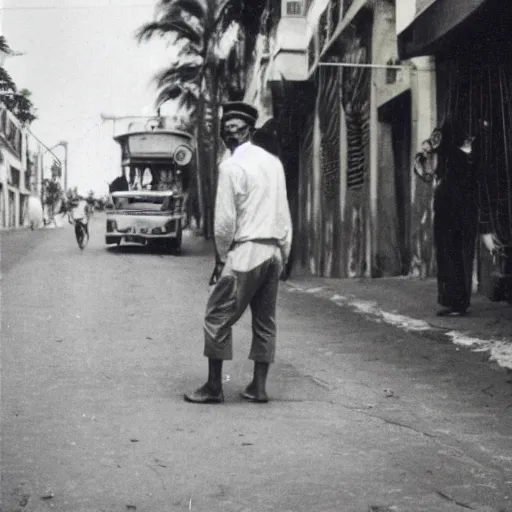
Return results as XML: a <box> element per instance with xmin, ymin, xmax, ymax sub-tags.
<box><xmin>156</xmin><ymin>83</ymin><xmax>199</xmax><ymax>111</ymax></box>
<box><xmin>157</xmin><ymin>0</ymin><xmax>206</xmax><ymax>22</ymax></box>
<box><xmin>0</xmin><ymin>67</ymin><xmax>17</xmax><ymax>91</ymax></box>
<box><xmin>213</xmin><ymin>21</ymin><xmax>240</xmax><ymax>61</ymax></box>
<box><xmin>0</xmin><ymin>36</ymin><xmax>12</xmax><ymax>54</ymax></box>
<box><xmin>157</xmin><ymin>84</ymin><xmax>184</xmax><ymax>102</ymax></box>
<box><xmin>214</xmin><ymin>0</ymin><xmax>241</xmax><ymax>34</ymax></box>
<box><xmin>153</xmin><ymin>63</ymin><xmax>202</xmax><ymax>89</ymax></box>
<box><xmin>174</xmin><ymin>40</ymin><xmax>203</xmax><ymax>61</ymax></box>
<box><xmin>136</xmin><ymin>20</ymin><xmax>202</xmax><ymax>45</ymax></box>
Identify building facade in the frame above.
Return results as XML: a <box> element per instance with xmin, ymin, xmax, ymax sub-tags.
<box><xmin>398</xmin><ymin>0</ymin><xmax>512</xmax><ymax>300</ymax></box>
<box><xmin>0</xmin><ymin>104</ymin><xmax>57</xmax><ymax>229</ymax></box>
<box><xmin>0</xmin><ymin>103</ymin><xmax>30</xmax><ymax>228</ymax></box>
<box><xmin>245</xmin><ymin>0</ymin><xmax>437</xmax><ymax>279</ymax></box>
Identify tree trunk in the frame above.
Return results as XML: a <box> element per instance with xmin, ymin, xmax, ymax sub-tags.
<box><xmin>195</xmin><ymin>94</ymin><xmax>209</xmax><ymax>235</ymax></box>
<box><xmin>200</xmin><ymin>63</ymin><xmax>222</xmax><ymax>265</ymax></box>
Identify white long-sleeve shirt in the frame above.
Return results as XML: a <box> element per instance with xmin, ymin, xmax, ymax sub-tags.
<box><xmin>70</xmin><ymin>200</ymin><xmax>89</xmax><ymax>223</ymax></box>
<box><xmin>214</xmin><ymin>142</ymin><xmax>292</xmax><ymax>270</ymax></box>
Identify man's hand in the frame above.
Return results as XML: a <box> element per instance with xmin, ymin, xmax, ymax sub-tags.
<box><xmin>209</xmin><ymin>261</ymin><xmax>225</xmax><ymax>286</ymax></box>
<box><xmin>481</xmin><ymin>233</ymin><xmax>503</xmax><ymax>254</ymax></box>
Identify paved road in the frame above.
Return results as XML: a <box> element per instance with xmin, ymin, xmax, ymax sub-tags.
<box><xmin>1</xmin><ymin>214</ymin><xmax>512</xmax><ymax>512</ymax></box>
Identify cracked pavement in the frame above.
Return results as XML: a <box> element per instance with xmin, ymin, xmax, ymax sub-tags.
<box><xmin>1</xmin><ymin>214</ymin><xmax>512</xmax><ymax>512</ymax></box>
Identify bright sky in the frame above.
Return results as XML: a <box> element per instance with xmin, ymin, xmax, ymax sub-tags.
<box><xmin>2</xmin><ymin>0</ymin><xmax>176</xmax><ymax>196</ymax></box>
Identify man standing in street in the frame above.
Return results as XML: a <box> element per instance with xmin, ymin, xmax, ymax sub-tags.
<box><xmin>184</xmin><ymin>102</ymin><xmax>292</xmax><ymax>404</ymax></box>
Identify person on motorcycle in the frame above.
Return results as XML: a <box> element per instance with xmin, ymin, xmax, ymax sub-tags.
<box><xmin>68</xmin><ymin>194</ymin><xmax>90</xmax><ymax>239</ymax></box>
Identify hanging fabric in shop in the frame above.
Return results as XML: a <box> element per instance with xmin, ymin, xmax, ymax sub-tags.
<box><xmin>298</xmin><ymin>110</ymin><xmax>314</xmax><ymax>268</ymax></box>
<box><xmin>318</xmin><ymin>66</ymin><xmax>341</xmax><ymax>200</ymax></box>
<box><xmin>341</xmin><ymin>34</ymin><xmax>371</xmax><ymax>191</ymax></box>
<box><xmin>438</xmin><ymin>53</ymin><xmax>512</xmax><ymax>246</ymax></box>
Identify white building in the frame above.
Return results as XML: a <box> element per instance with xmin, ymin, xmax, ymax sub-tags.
<box><xmin>0</xmin><ymin>103</ymin><xmax>31</xmax><ymax>228</ymax></box>
<box><xmin>0</xmin><ymin>1</ymin><xmax>54</xmax><ymax>228</ymax></box>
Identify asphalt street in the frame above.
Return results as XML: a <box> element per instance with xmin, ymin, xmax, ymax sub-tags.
<box><xmin>1</xmin><ymin>214</ymin><xmax>512</xmax><ymax>512</ymax></box>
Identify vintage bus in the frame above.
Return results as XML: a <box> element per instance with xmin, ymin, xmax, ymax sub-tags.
<box><xmin>105</xmin><ymin>117</ymin><xmax>194</xmax><ymax>254</ymax></box>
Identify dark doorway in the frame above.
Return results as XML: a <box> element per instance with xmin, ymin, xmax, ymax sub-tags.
<box><xmin>379</xmin><ymin>90</ymin><xmax>413</xmax><ymax>275</ymax></box>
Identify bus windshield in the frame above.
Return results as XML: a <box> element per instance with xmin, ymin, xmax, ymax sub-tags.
<box><xmin>113</xmin><ymin>195</ymin><xmax>172</xmax><ymax>212</ymax></box>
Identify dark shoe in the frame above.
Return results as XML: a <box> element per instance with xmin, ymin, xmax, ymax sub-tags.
<box><xmin>240</xmin><ymin>388</ymin><xmax>269</xmax><ymax>404</ymax></box>
<box><xmin>184</xmin><ymin>385</ymin><xmax>224</xmax><ymax>404</ymax></box>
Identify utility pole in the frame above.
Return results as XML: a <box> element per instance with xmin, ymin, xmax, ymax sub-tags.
<box><xmin>60</xmin><ymin>141</ymin><xmax>68</xmax><ymax>193</ymax></box>
<box><xmin>47</xmin><ymin>140</ymin><xmax>68</xmax><ymax>193</ymax></box>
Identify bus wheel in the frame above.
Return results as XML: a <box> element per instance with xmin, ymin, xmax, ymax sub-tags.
<box><xmin>168</xmin><ymin>225</ymin><xmax>182</xmax><ymax>255</ymax></box>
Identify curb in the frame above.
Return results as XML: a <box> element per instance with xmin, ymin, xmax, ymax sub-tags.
<box><xmin>283</xmin><ymin>281</ymin><xmax>512</xmax><ymax>371</ymax></box>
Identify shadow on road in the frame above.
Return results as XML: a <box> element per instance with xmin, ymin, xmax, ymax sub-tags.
<box><xmin>104</xmin><ymin>230</ymin><xmax>215</xmax><ymax>258</ymax></box>
<box><xmin>105</xmin><ymin>244</ymin><xmax>179</xmax><ymax>257</ymax></box>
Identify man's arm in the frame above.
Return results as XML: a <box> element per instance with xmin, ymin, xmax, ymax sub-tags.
<box><xmin>214</xmin><ymin>162</ymin><xmax>237</xmax><ymax>263</ymax></box>
<box><xmin>277</xmin><ymin>166</ymin><xmax>293</xmax><ymax>264</ymax></box>
<box><xmin>281</xmin><ymin>198</ymin><xmax>293</xmax><ymax>265</ymax></box>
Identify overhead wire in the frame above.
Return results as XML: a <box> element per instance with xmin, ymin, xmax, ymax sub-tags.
<box><xmin>67</xmin><ymin>120</ymin><xmax>104</xmax><ymax>143</ymax></box>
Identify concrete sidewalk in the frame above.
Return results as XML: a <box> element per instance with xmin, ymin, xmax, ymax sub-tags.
<box><xmin>284</xmin><ymin>274</ymin><xmax>512</xmax><ymax>369</ymax></box>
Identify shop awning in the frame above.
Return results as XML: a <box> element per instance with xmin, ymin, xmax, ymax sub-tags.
<box><xmin>397</xmin><ymin>0</ymin><xmax>489</xmax><ymax>59</ymax></box>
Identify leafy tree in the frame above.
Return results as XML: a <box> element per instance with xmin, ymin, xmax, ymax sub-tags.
<box><xmin>0</xmin><ymin>37</ymin><xmax>37</xmax><ymax>126</ymax></box>
<box><xmin>42</xmin><ymin>178</ymin><xmax>63</xmax><ymax>221</ymax></box>
<box><xmin>0</xmin><ymin>66</ymin><xmax>16</xmax><ymax>92</ymax></box>
<box><xmin>0</xmin><ymin>36</ymin><xmax>12</xmax><ymax>54</ymax></box>
<box><xmin>136</xmin><ymin>0</ymin><xmax>266</xmax><ymax>240</ymax></box>
<box><xmin>51</xmin><ymin>159</ymin><xmax>62</xmax><ymax>179</ymax></box>
<box><xmin>10</xmin><ymin>89</ymin><xmax>37</xmax><ymax>126</ymax></box>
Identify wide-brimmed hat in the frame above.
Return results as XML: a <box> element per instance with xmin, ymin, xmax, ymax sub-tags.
<box><xmin>221</xmin><ymin>102</ymin><xmax>259</xmax><ymax>126</ymax></box>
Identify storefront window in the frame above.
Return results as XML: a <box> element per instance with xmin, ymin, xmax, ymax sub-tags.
<box><xmin>9</xmin><ymin>166</ymin><xmax>20</xmax><ymax>188</ymax></box>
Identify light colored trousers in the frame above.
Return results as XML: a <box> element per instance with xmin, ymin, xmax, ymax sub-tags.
<box><xmin>204</xmin><ymin>242</ymin><xmax>282</xmax><ymax>363</ymax></box>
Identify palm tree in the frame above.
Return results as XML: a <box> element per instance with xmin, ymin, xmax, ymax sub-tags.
<box><xmin>0</xmin><ymin>36</ymin><xmax>37</xmax><ymax>126</ymax></box>
<box><xmin>0</xmin><ymin>66</ymin><xmax>16</xmax><ymax>92</ymax></box>
<box><xmin>11</xmin><ymin>89</ymin><xmax>38</xmax><ymax>126</ymax></box>
<box><xmin>136</xmin><ymin>0</ymin><xmax>266</xmax><ymax>240</ymax></box>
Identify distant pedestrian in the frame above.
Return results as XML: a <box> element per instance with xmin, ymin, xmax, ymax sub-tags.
<box><xmin>184</xmin><ymin>102</ymin><xmax>293</xmax><ymax>404</ymax></box>
<box><xmin>26</xmin><ymin>194</ymin><xmax>43</xmax><ymax>230</ymax></box>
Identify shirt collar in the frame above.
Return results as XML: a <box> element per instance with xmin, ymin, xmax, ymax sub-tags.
<box><xmin>233</xmin><ymin>141</ymin><xmax>251</xmax><ymax>155</ymax></box>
